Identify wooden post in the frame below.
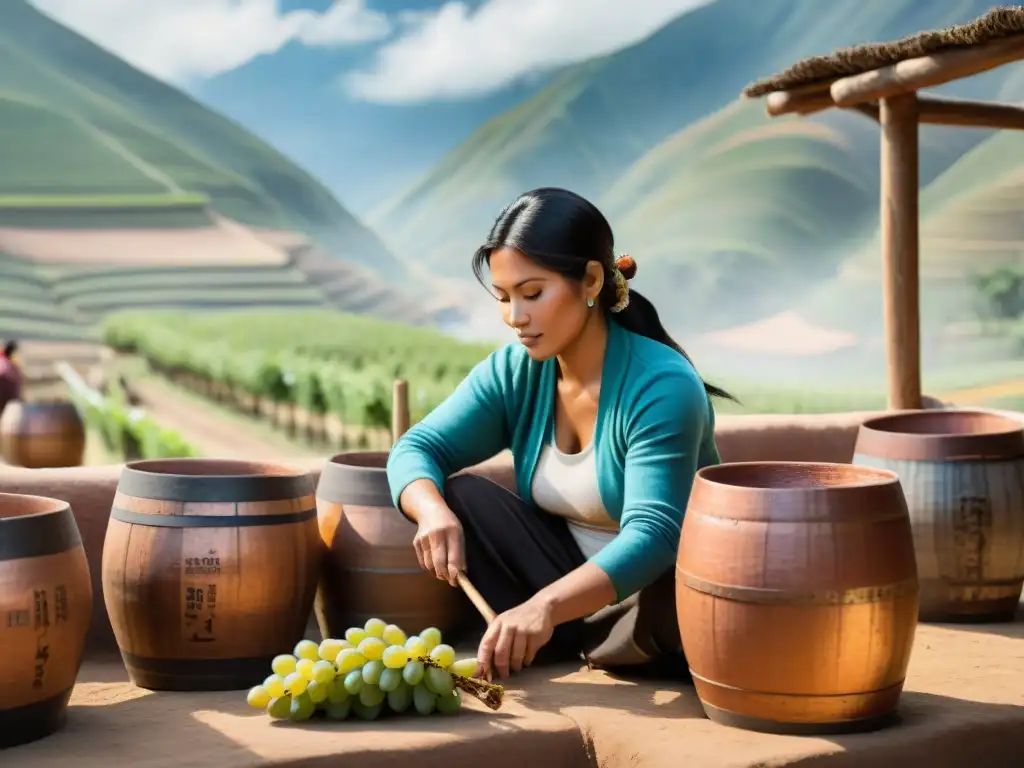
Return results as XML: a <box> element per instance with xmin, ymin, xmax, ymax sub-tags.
<box><xmin>392</xmin><ymin>379</ymin><xmax>410</xmax><ymax>445</ymax></box>
<box><xmin>879</xmin><ymin>92</ymin><xmax>922</xmax><ymax>410</ymax></box>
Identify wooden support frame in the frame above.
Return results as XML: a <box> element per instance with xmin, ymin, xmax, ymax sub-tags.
<box><xmin>879</xmin><ymin>93</ymin><xmax>922</xmax><ymax>411</ymax></box>
<box><xmin>916</xmin><ymin>94</ymin><xmax>1024</xmax><ymax>130</ymax></box>
<box><xmin>813</xmin><ymin>96</ymin><xmax>1024</xmax><ymax>130</ymax></box>
<box><xmin>831</xmin><ymin>36</ymin><xmax>1024</xmax><ymax>107</ymax></box>
<box><xmin>750</xmin><ymin>32</ymin><xmax>1024</xmax><ymax>412</ymax></box>
<box><xmin>392</xmin><ymin>379</ymin><xmax>410</xmax><ymax>445</ymax></box>
<box><xmin>762</xmin><ymin>89</ymin><xmax>1024</xmax><ymax>131</ymax></box>
<box><xmin>762</xmin><ymin>36</ymin><xmax>1024</xmax><ymax>126</ymax></box>
<box><xmin>764</xmin><ymin>83</ymin><xmax>836</xmax><ymax>117</ymax></box>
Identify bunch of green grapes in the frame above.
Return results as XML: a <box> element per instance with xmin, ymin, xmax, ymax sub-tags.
<box><xmin>245</xmin><ymin>618</ymin><xmax>480</xmax><ymax>723</ymax></box>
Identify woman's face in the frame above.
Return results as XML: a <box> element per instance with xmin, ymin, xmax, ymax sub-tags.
<box><xmin>489</xmin><ymin>246</ymin><xmax>599</xmax><ymax>360</ymax></box>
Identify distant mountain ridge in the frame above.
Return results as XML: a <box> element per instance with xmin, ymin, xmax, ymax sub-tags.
<box><xmin>0</xmin><ymin>0</ymin><xmax>452</xmax><ymax>340</ymax></box>
<box><xmin>2</xmin><ymin>0</ymin><xmax>404</xmax><ymax>279</ymax></box>
<box><xmin>370</xmin><ymin>0</ymin><xmax>1022</xmax><ymax>340</ymax></box>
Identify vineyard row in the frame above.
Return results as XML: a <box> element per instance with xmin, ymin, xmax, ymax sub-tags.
<box><xmin>98</xmin><ymin>310</ymin><xmax>496</xmax><ymax>452</ymax></box>
<box><xmin>59</xmin><ymin>362</ymin><xmax>200</xmax><ymax>461</ymax></box>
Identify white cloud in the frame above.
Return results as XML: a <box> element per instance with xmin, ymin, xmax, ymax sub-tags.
<box><xmin>345</xmin><ymin>0</ymin><xmax>711</xmax><ymax>104</ymax></box>
<box><xmin>297</xmin><ymin>0</ymin><xmax>391</xmax><ymax>46</ymax></box>
<box><xmin>29</xmin><ymin>0</ymin><xmax>391</xmax><ymax>83</ymax></box>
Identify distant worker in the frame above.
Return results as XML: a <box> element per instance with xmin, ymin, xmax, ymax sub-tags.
<box><xmin>0</xmin><ymin>340</ymin><xmax>23</xmax><ymax>417</ymax></box>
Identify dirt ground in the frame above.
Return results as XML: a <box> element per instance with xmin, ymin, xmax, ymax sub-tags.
<box><xmin>5</xmin><ymin>612</ymin><xmax>1023</xmax><ymax>768</ymax></box>
<box><xmin>121</xmin><ymin>376</ymin><xmax>321</xmax><ymax>462</ymax></box>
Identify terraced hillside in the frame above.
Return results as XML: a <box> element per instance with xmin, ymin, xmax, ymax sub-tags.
<box><xmin>0</xmin><ymin>196</ymin><xmax>435</xmax><ymax>339</ymax></box>
<box><xmin>0</xmin><ymin>216</ymin><xmax>438</xmax><ymax>341</ymax></box>
<box><xmin>372</xmin><ymin>0</ymin><xmax>1020</xmax><ymax>337</ymax></box>
<box><xmin>1</xmin><ymin>1</ymin><xmax>404</xmax><ymax>277</ymax></box>
<box><xmin>599</xmin><ymin>99</ymin><xmax>878</xmax><ymax>329</ymax></box>
<box><xmin>0</xmin><ymin>250</ymin><xmax>76</xmax><ymax>339</ymax></box>
<box><xmin>0</xmin><ymin>0</ymin><xmax>442</xmax><ymax>339</ymax></box>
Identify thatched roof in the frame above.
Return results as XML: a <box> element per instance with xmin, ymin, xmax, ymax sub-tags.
<box><xmin>744</xmin><ymin>6</ymin><xmax>1024</xmax><ymax>98</ymax></box>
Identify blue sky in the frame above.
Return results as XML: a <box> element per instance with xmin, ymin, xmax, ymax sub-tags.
<box><xmin>23</xmin><ymin>0</ymin><xmax>710</xmax><ymax>213</ymax></box>
<box><xmin>28</xmin><ymin>0</ymin><xmax>709</xmax><ymax>104</ymax></box>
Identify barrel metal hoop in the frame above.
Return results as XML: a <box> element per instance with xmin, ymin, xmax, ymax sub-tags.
<box><xmin>316</xmin><ymin>466</ymin><xmax>393</xmax><ymax>508</ymax></box>
<box><xmin>680</xmin><ymin>573</ymin><xmax>919</xmax><ymax>606</ymax></box>
<box><xmin>689</xmin><ymin>670</ymin><xmax>908</xmax><ymax>699</ymax></box>
<box><xmin>110</xmin><ymin>506</ymin><xmax>316</xmax><ymax>528</ymax></box>
<box><xmin>116</xmin><ymin>470</ymin><xmax>315</xmax><ymax>503</ymax></box>
<box><xmin>0</xmin><ymin>505</ymin><xmax>81</xmax><ymax>561</ymax></box>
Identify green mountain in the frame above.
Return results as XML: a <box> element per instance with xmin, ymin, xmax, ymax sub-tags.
<box><xmin>0</xmin><ymin>0</ymin><xmax>403</xmax><ymax>278</ymax></box>
<box><xmin>0</xmin><ymin>0</ymin><xmax>443</xmax><ymax>340</ymax></box>
<box><xmin>373</xmin><ymin>0</ymin><xmax>1018</xmax><ymax>335</ymax></box>
<box><xmin>600</xmin><ymin>99</ymin><xmax>879</xmax><ymax>329</ymax></box>
<box><xmin>800</xmin><ymin>124</ymin><xmax>1024</xmax><ymax>340</ymax></box>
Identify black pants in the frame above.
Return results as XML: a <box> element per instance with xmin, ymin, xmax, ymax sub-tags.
<box><xmin>445</xmin><ymin>473</ymin><xmax>689</xmax><ymax>679</ymax></box>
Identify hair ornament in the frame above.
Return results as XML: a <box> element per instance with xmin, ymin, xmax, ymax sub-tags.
<box><xmin>610</xmin><ymin>254</ymin><xmax>636</xmax><ymax>313</ymax></box>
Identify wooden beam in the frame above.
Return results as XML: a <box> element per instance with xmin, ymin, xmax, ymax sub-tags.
<box><xmin>879</xmin><ymin>93</ymin><xmax>922</xmax><ymax>411</ymax></box>
<box><xmin>764</xmin><ymin>83</ymin><xmax>836</xmax><ymax>117</ymax></box>
<box><xmin>832</xmin><ymin>36</ymin><xmax>1024</xmax><ymax>107</ymax></box>
<box><xmin>392</xmin><ymin>379</ymin><xmax>410</xmax><ymax>445</ymax></box>
<box><xmin>916</xmin><ymin>94</ymin><xmax>1024</xmax><ymax>130</ymax></box>
<box><xmin>849</xmin><ymin>103</ymin><xmax>880</xmax><ymax>122</ymax></box>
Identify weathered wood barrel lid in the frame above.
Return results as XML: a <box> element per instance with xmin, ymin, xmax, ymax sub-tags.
<box><xmin>690</xmin><ymin>461</ymin><xmax>905</xmax><ymax>522</ymax></box>
<box><xmin>117</xmin><ymin>458</ymin><xmax>315</xmax><ymax>502</ymax></box>
<box><xmin>856</xmin><ymin>410</ymin><xmax>1024</xmax><ymax>462</ymax></box>
<box><xmin>113</xmin><ymin>459</ymin><xmax>316</xmax><ymax>529</ymax></box>
<box><xmin>0</xmin><ymin>493</ymin><xmax>81</xmax><ymax>562</ymax></box>
<box><xmin>316</xmin><ymin>452</ymin><xmax>393</xmax><ymax>507</ymax></box>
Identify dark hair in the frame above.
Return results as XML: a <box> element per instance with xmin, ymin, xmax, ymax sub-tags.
<box><xmin>471</xmin><ymin>187</ymin><xmax>736</xmax><ymax>402</ymax></box>
<box><xmin>3</xmin><ymin>340</ymin><xmax>16</xmax><ymax>358</ymax></box>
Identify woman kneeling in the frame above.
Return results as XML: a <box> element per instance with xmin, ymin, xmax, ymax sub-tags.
<box><xmin>386</xmin><ymin>187</ymin><xmax>734</xmax><ymax>681</ymax></box>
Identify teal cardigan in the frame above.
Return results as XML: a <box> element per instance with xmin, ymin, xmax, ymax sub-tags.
<box><xmin>386</xmin><ymin>320</ymin><xmax>721</xmax><ymax>601</ymax></box>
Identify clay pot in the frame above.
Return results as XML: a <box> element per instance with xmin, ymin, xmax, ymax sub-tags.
<box><xmin>314</xmin><ymin>452</ymin><xmax>466</xmax><ymax>640</ymax></box>
<box><xmin>0</xmin><ymin>401</ymin><xmax>86</xmax><ymax>468</ymax></box>
<box><xmin>677</xmin><ymin>461</ymin><xmax>919</xmax><ymax>735</ymax></box>
<box><xmin>854</xmin><ymin>409</ymin><xmax>1024</xmax><ymax>622</ymax></box>
<box><xmin>101</xmin><ymin>459</ymin><xmax>322</xmax><ymax>691</ymax></box>
<box><xmin>0</xmin><ymin>493</ymin><xmax>93</xmax><ymax>748</ymax></box>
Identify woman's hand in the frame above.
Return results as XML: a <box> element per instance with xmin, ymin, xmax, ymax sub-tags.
<box><xmin>412</xmin><ymin>503</ymin><xmax>465</xmax><ymax>587</ymax></box>
<box><xmin>476</xmin><ymin>597</ymin><xmax>555</xmax><ymax>680</ymax></box>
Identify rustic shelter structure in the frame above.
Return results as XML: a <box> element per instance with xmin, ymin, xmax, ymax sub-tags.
<box><xmin>743</xmin><ymin>6</ymin><xmax>1024</xmax><ymax>410</ymax></box>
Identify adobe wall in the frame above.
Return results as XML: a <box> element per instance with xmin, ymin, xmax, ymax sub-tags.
<box><xmin>2</xmin><ymin>408</ymin><xmax>1020</xmax><ymax>654</ymax></box>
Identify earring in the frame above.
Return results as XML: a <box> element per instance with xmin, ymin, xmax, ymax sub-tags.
<box><xmin>586</xmin><ymin>297</ymin><xmax>595</xmax><ymax>308</ymax></box>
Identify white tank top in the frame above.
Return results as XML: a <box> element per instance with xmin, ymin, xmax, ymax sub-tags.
<box><xmin>531</xmin><ymin>439</ymin><xmax>618</xmax><ymax>559</ymax></box>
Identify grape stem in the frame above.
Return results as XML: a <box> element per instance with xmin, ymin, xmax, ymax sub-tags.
<box><xmin>421</xmin><ymin>657</ymin><xmax>505</xmax><ymax>711</ymax></box>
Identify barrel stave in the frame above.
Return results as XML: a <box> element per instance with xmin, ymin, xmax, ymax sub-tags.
<box><xmin>104</xmin><ymin>510</ymin><xmax>320</xmax><ymax>689</ymax></box>
<box><xmin>315</xmin><ymin>499</ymin><xmax>464</xmax><ymax>637</ymax></box>
<box><xmin>314</xmin><ymin>452</ymin><xmax>467</xmax><ymax>640</ymax></box>
<box><xmin>0</xmin><ymin>402</ymin><xmax>86</xmax><ymax>469</ymax></box>
<box><xmin>0</xmin><ymin>496</ymin><xmax>93</xmax><ymax>748</ymax></box>
<box><xmin>101</xmin><ymin>460</ymin><xmax>321</xmax><ymax>691</ymax></box>
<box><xmin>853</xmin><ymin>452</ymin><xmax>1024</xmax><ymax>622</ymax></box>
<box><xmin>681</xmin><ymin>592</ymin><xmax>918</xmax><ymax>698</ymax></box>
<box><xmin>676</xmin><ymin>461</ymin><xmax>919</xmax><ymax>734</ymax></box>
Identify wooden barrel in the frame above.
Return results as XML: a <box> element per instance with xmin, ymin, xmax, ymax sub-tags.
<box><xmin>314</xmin><ymin>452</ymin><xmax>467</xmax><ymax>639</ymax></box>
<box><xmin>854</xmin><ymin>409</ymin><xmax>1024</xmax><ymax>623</ymax></box>
<box><xmin>677</xmin><ymin>461</ymin><xmax>919</xmax><ymax>735</ymax></box>
<box><xmin>0</xmin><ymin>493</ymin><xmax>93</xmax><ymax>748</ymax></box>
<box><xmin>101</xmin><ymin>458</ymin><xmax>322</xmax><ymax>691</ymax></box>
<box><xmin>0</xmin><ymin>401</ymin><xmax>86</xmax><ymax>468</ymax></box>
